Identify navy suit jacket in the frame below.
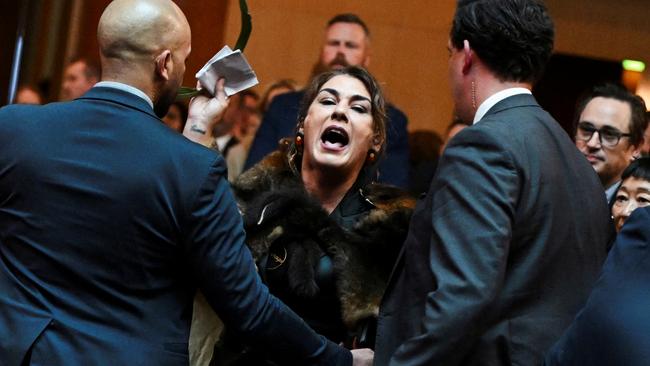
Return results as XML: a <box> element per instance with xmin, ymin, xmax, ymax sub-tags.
<box><xmin>545</xmin><ymin>206</ymin><xmax>650</xmax><ymax>366</ymax></box>
<box><xmin>0</xmin><ymin>87</ymin><xmax>349</xmax><ymax>365</ymax></box>
<box><xmin>244</xmin><ymin>90</ymin><xmax>410</xmax><ymax>188</ymax></box>
<box><xmin>375</xmin><ymin>94</ymin><xmax>612</xmax><ymax>365</ymax></box>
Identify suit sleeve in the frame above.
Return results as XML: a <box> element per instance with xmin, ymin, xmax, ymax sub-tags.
<box><xmin>544</xmin><ymin>207</ymin><xmax>650</xmax><ymax>366</ymax></box>
<box><xmin>391</xmin><ymin>127</ymin><xmax>519</xmax><ymax>365</ymax></box>
<box><xmin>378</xmin><ymin>106</ymin><xmax>410</xmax><ymax>188</ymax></box>
<box><xmin>184</xmin><ymin>157</ymin><xmax>351</xmax><ymax>366</ymax></box>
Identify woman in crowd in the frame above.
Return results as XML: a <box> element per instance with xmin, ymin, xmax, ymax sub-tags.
<box><xmin>188</xmin><ymin>66</ymin><xmax>415</xmax><ymax>365</ymax></box>
<box><xmin>162</xmin><ymin>101</ymin><xmax>188</xmax><ymax>133</ymax></box>
<box><xmin>612</xmin><ymin>157</ymin><xmax>650</xmax><ymax>232</ymax></box>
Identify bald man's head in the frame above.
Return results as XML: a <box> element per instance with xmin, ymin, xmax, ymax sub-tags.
<box><xmin>98</xmin><ymin>0</ymin><xmax>191</xmax><ymax>117</ymax></box>
<box><xmin>98</xmin><ymin>0</ymin><xmax>189</xmax><ymax>61</ymax></box>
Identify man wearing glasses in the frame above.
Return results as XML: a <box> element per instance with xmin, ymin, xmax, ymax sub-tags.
<box><xmin>575</xmin><ymin>83</ymin><xmax>648</xmax><ymax>203</ymax></box>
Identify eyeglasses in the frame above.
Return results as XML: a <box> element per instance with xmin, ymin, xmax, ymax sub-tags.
<box><xmin>576</xmin><ymin>122</ymin><xmax>631</xmax><ymax>148</ymax></box>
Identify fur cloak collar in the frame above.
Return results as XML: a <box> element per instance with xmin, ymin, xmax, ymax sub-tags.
<box><xmin>233</xmin><ymin>147</ymin><xmax>415</xmax><ymax>328</ymax></box>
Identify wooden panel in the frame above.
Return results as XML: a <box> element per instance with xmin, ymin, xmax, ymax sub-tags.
<box><xmin>174</xmin><ymin>0</ymin><xmax>230</xmax><ymax>87</ymax></box>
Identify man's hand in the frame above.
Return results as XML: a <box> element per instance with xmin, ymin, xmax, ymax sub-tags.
<box><xmin>183</xmin><ymin>78</ymin><xmax>229</xmax><ymax>147</ymax></box>
<box><xmin>351</xmin><ymin>348</ymin><xmax>374</xmax><ymax>366</ymax></box>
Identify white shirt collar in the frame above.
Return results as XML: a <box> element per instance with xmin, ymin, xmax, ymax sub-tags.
<box><xmin>605</xmin><ymin>181</ymin><xmax>620</xmax><ymax>204</ymax></box>
<box><xmin>94</xmin><ymin>81</ymin><xmax>154</xmax><ymax>109</ymax></box>
<box><xmin>473</xmin><ymin>87</ymin><xmax>532</xmax><ymax>124</ymax></box>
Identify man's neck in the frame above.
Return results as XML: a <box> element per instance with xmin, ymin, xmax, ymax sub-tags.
<box><xmin>100</xmin><ymin>64</ymin><xmax>155</xmax><ymax>103</ymax></box>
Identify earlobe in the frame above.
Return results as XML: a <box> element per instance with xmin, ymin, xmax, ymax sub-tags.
<box><xmin>630</xmin><ymin>144</ymin><xmax>642</xmax><ymax>160</ymax></box>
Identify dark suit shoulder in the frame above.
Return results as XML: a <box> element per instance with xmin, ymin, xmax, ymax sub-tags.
<box><xmin>271</xmin><ymin>90</ymin><xmax>304</xmax><ymax>107</ymax></box>
<box><xmin>386</xmin><ymin>103</ymin><xmax>408</xmax><ymax>123</ymax></box>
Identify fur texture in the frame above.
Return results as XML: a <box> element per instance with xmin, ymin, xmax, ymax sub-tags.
<box><xmin>233</xmin><ymin>148</ymin><xmax>415</xmax><ymax>328</ymax></box>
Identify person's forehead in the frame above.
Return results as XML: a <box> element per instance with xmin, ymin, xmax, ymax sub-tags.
<box><xmin>324</xmin><ymin>22</ymin><xmax>367</xmax><ymax>41</ymax></box>
<box><xmin>66</xmin><ymin>61</ymin><xmax>86</xmax><ymax>75</ymax></box>
<box><xmin>580</xmin><ymin>97</ymin><xmax>632</xmax><ymax>130</ymax></box>
<box><xmin>320</xmin><ymin>75</ymin><xmax>370</xmax><ymax>98</ymax></box>
<box><xmin>243</xmin><ymin>95</ymin><xmax>257</xmax><ymax>104</ymax></box>
<box><xmin>622</xmin><ymin>177</ymin><xmax>650</xmax><ymax>191</ymax></box>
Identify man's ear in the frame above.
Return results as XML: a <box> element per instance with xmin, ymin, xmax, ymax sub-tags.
<box><xmin>462</xmin><ymin>40</ymin><xmax>473</xmax><ymax>75</ymax></box>
<box><xmin>363</xmin><ymin>55</ymin><xmax>371</xmax><ymax>68</ymax></box>
<box><xmin>631</xmin><ymin>142</ymin><xmax>643</xmax><ymax>161</ymax></box>
<box><xmin>155</xmin><ymin>50</ymin><xmax>172</xmax><ymax>81</ymax></box>
<box><xmin>362</xmin><ymin>38</ymin><xmax>371</xmax><ymax>68</ymax></box>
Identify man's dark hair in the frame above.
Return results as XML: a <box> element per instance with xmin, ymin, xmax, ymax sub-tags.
<box><xmin>450</xmin><ymin>0</ymin><xmax>554</xmax><ymax>84</ymax></box>
<box><xmin>575</xmin><ymin>83</ymin><xmax>648</xmax><ymax>146</ymax></box>
<box><xmin>70</xmin><ymin>57</ymin><xmax>101</xmax><ymax>81</ymax></box>
<box><xmin>327</xmin><ymin>13</ymin><xmax>370</xmax><ymax>37</ymax></box>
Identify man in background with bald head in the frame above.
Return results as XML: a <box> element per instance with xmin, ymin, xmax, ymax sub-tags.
<box><xmin>0</xmin><ymin>1</ymin><xmax>358</xmax><ymax>365</ymax></box>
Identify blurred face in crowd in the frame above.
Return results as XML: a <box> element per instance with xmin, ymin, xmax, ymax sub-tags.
<box><xmin>301</xmin><ymin>74</ymin><xmax>380</xmax><ymax>176</ymax></box>
<box><xmin>61</xmin><ymin>61</ymin><xmax>97</xmax><ymax>101</ymax></box>
<box><xmin>162</xmin><ymin>103</ymin><xmax>184</xmax><ymax>133</ymax></box>
<box><xmin>15</xmin><ymin>87</ymin><xmax>42</xmax><ymax>105</ymax></box>
<box><xmin>320</xmin><ymin>22</ymin><xmax>370</xmax><ymax>70</ymax></box>
<box><xmin>241</xmin><ymin>94</ymin><xmax>260</xmax><ymax>136</ymax></box>
<box><xmin>575</xmin><ymin>97</ymin><xmax>638</xmax><ymax>189</ymax></box>
<box><xmin>612</xmin><ymin>177</ymin><xmax>650</xmax><ymax>232</ymax></box>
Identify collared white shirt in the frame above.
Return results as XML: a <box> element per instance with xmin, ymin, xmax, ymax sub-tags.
<box><xmin>94</xmin><ymin>81</ymin><xmax>154</xmax><ymax>109</ymax></box>
<box><xmin>605</xmin><ymin>181</ymin><xmax>620</xmax><ymax>204</ymax></box>
<box><xmin>473</xmin><ymin>87</ymin><xmax>532</xmax><ymax>124</ymax></box>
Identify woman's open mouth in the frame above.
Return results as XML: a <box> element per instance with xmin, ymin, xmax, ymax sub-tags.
<box><xmin>320</xmin><ymin>126</ymin><xmax>349</xmax><ymax>151</ymax></box>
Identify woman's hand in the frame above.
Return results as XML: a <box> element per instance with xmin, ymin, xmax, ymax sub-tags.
<box><xmin>183</xmin><ymin>78</ymin><xmax>229</xmax><ymax>147</ymax></box>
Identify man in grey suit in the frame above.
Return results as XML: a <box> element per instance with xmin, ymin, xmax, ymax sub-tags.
<box><xmin>374</xmin><ymin>0</ymin><xmax>613</xmax><ymax>365</ymax></box>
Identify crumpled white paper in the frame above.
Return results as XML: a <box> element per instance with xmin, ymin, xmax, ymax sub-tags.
<box><xmin>196</xmin><ymin>45</ymin><xmax>259</xmax><ymax>97</ymax></box>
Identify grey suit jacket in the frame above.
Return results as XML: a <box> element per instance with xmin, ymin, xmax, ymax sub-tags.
<box><xmin>375</xmin><ymin>94</ymin><xmax>613</xmax><ymax>366</ymax></box>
